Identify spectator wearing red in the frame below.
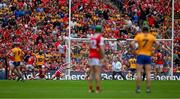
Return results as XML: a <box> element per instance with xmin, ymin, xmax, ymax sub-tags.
<box><xmin>147</xmin><ymin>15</ymin><xmax>155</xmax><ymax>27</ymax></box>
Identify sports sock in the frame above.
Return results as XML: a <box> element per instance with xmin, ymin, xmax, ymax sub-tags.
<box><xmin>89</xmin><ymin>85</ymin><xmax>93</xmax><ymax>90</ymax></box>
<box><xmin>96</xmin><ymin>86</ymin><xmax>100</xmax><ymax>91</ymax></box>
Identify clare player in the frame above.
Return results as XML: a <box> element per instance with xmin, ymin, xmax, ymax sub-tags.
<box><xmin>131</xmin><ymin>26</ymin><xmax>157</xmax><ymax>93</ymax></box>
<box><xmin>8</xmin><ymin>43</ymin><xmax>24</xmax><ymax>81</ymax></box>
<box><xmin>128</xmin><ymin>56</ymin><xmax>137</xmax><ymax>79</ymax></box>
<box><xmin>88</xmin><ymin>25</ymin><xmax>105</xmax><ymax>93</ymax></box>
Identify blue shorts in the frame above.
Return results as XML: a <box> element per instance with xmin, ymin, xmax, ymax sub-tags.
<box><xmin>137</xmin><ymin>55</ymin><xmax>152</xmax><ymax>65</ymax></box>
<box><xmin>13</xmin><ymin>62</ymin><xmax>20</xmax><ymax>67</ymax></box>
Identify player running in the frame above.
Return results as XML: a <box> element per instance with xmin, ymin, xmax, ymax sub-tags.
<box><xmin>7</xmin><ymin>50</ymin><xmax>15</xmax><ymax>80</ymax></box>
<box><xmin>131</xmin><ymin>26</ymin><xmax>157</xmax><ymax>93</ymax></box>
<box><xmin>34</xmin><ymin>50</ymin><xmax>46</xmax><ymax>79</ymax></box>
<box><xmin>8</xmin><ymin>43</ymin><xmax>24</xmax><ymax>81</ymax></box>
<box><xmin>24</xmin><ymin>50</ymin><xmax>35</xmax><ymax>79</ymax></box>
<box><xmin>88</xmin><ymin>25</ymin><xmax>105</xmax><ymax>93</ymax></box>
<box><xmin>34</xmin><ymin>50</ymin><xmax>45</xmax><ymax>70</ymax></box>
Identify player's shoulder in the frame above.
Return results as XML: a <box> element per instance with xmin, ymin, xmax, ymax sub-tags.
<box><xmin>11</xmin><ymin>48</ymin><xmax>15</xmax><ymax>51</ymax></box>
<box><xmin>90</xmin><ymin>33</ymin><xmax>101</xmax><ymax>40</ymax></box>
<box><xmin>18</xmin><ymin>47</ymin><xmax>23</xmax><ymax>51</ymax></box>
<box><xmin>148</xmin><ymin>33</ymin><xmax>155</xmax><ymax>37</ymax></box>
<box><xmin>12</xmin><ymin>47</ymin><xmax>18</xmax><ymax>52</ymax></box>
<box><xmin>148</xmin><ymin>33</ymin><xmax>156</xmax><ymax>40</ymax></box>
<box><xmin>134</xmin><ymin>32</ymin><xmax>143</xmax><ymax>39</ymax></box>
<box><xmin>136</xmin><ymin>32</ymin><xmax>143</xmax><ymax>36</ymax></box>
<box><xmin>93</xmin><ymin>33</ymin><xmax>102</xmax><ymax>37</ymax></box>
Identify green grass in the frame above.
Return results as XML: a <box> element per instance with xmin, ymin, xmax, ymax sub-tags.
<box><xmin>0</xmin><ymin>80</ymin><xmax>180</xmax><ymax>99</ymax></box>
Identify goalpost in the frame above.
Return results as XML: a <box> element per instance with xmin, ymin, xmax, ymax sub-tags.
<box><xmin>171</xmin><ymin>0</ymin><xmax>175</xmax><ymax>76</ymax></box>
<box><xmin>67</xmin><ymin>0</ymin><xmax>175</xmax><ymax>77</ymax></box>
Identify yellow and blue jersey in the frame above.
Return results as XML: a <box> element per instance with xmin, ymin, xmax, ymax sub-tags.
<box><xmin>134</xmin><ymin>33</ymin><xmax>156</xmax><ymax>56</ymax></box>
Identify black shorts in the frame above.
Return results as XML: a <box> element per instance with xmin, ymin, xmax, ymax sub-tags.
<box><xmin>13</xmin><ymin>62</ymin><xmax>21</xmax><ymax>67</ymax></box>
<box><xmin>128</xmin><ymin>68</ymin><xmax>136</xmax><ymax>73</ymax></box>
<box><xmin>35</xmin><ymin>65</ymin><xmax>42</xmax><ymax>69</ymax></box>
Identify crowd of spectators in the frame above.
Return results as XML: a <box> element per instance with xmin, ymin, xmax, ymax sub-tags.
<box><xmin>0</xmin><ymin>0</ymin><xmax>179</xmax><ymax>77</ymax></box>
<box><xmin>173</xmin><ymin>0</ymin><xmax>180</xmax><ymax>73</ymax></box>
<box><xmin>71</xmin><ymin>0</ymin><xmax>174</xmax><ymax>39</ymax></box>
<box><xmin>0</xmin><ymin>0</ymin><xmax>69</xmax><ymax>70</ymax></box>
<box><xmin>174</xmin><ymin>18</ymin><xmax>180</xmax><ymax>73</ymax></box>
<box><xmin>70</xmin><ymin>0</ymin><xmax>179</xmax><ymax>73</ymax></box>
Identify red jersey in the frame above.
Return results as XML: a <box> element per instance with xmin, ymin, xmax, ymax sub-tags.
<box><xmin>27</xmin><ymin>56</ymin><xmax>34</xmax><ymax>65</ymax></box>
<box><xmin>55</xmin><ymin>70</ymin><xmax>62</xmax><ymax>77</ymax></box>
<box><xmin>54</xmin><ymin>41</ymin><xmax>60</xmax><ymax>48</ymax></box>
<box><xmin>9</xmin><ymin>55</ymin><xmax>14</xmax><ymax>61</ymax></box>
<box><xmin>89</xmin><ymin>34</ymin><xmax>104</xmax><ymax>59</ymax></box>
<box><xmin>54</xmin><ymin>63</ymin><xmax>69</xmax><ymax>77</ymax></box>
<box><xmin>156</xmin><ymin>52</ymin><xmax>163</xmax><ymax>64</ymax></box>
<box><xmin>38</xmin><ymin>69</ymin><xmax>46</xmax><ymax>79</ymax></box>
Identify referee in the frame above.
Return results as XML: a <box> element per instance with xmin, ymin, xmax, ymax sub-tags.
<box><xmin>112</xmin><ymin>57</ymin><xmax>126</xmax><ymax>80</ymax></box>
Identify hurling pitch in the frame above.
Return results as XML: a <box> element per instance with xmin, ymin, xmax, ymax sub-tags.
<box><xmin>0</xmin><ymin>80</ymin><xmax>180</xmax><ymax>99</ymax></box>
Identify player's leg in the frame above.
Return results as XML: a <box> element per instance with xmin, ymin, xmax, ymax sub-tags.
<box><xmin>88</xmin><ymin>66</ymin><xmax>95</xmax><ymax>92</ymax></box>
<box><xmin>119</xmin><ymin>71</ymin><xmax>126</xmax><ymax>80</ymax></box>
<box><xmin>13</xmin><ymin>62</ymin><xmax>21</xmax><ymax>81</ymax></box>
<box><xmin>144</xmin><ymin>55</ymin><xmax>152</xmax><ymax>93</ymax></box>
<box><xmin>112</xmin><ymin>71</ymin><xmax>116</xmax><ymax>80</ymax></box>
<box><xmin>159</xmin><ymin>65</ymin><xmax>163</xmax><ymax>74</ymax></box>
<box><xmin>127</xmin><ymin>70</ymin><xmax>132</xmax><ymax>78</ymax></box>
<box><xmin>85</xmin><ymin>68</ymin><xmax>90</xmax><ymax>80</ymax></box>
<box><xmin>145</xmin><ymin>64</ymin><xmax>151</xmax><ymax>93</ymax></box>
<box><xmin>34</xmin><ymin>66</ymin><xmax>39</xmax><ymax>79</ymax></box>
<box><xmin>15</xmin><ymin>67</ymin><xmax>22</xmax><ymax>81</ymax></box>
<box><xmin>50</xmin><ymin>74</ymin><xmax>55</xmax><ymax>80</ymax></box>
<box><xmin>9</xmin><ymin>62</ymin><xmax>14</xmax><ymax>80</ymax></box>
<box><xmin>16</xmin><ymin>62</ymin><xmax>25</xmax><ymax>81</ymax></box>
<box><xmin>136</xmin><ymin>64</ymin><xmax>143</xmax><ymax>93</ymax></box>
<box><xmin>136</xmin><ymin>55</ymin><xmax>143</xmax><ymax>93</ymax></box>
<box><xmin>154</xmin><ymin>65</ymin><xmax>159</xmax><ymax>80</ymax></box>
<box><xmin>16</xmin><ymin>64</ymin><xmax>24</xmax><ymax>81</ymax></box>
<box><xmin>20</xmin><ymin>62</ymin><xmax>26</xmax><ymax>81</ymax></box>
<box><xmin>142</xmin><ymin>66</ymin><xmax>146</xmax><ymax>81</ymax></box>
<box><xmin>29</xmin><ymin>65</ymin><xmax>35</xmax><ymax>79</ymax></box>
<box><xmin>94</xmin><ymin>66</ymin><xmax>101</xmax><ymax>93</ymax></box>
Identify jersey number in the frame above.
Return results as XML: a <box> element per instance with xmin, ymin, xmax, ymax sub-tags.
<box><xmin>142</xmin><ymin>39</ymin><xmax>148</xmax><ymax>47</ymax></box>
<box><xmin>15</xmin><ymin>51</ymin><xmax>21</xmax><ymax>56</ymax></box>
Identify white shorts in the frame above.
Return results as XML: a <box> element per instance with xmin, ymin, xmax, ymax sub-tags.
<box><xmin>26</xmin><ymin>64</ymin><xmax>34</xmax><ymax>70</ymax></box>
<box><xmin>156</xmin><ymin>64</ymin><xmax>163</xmax><ymax>69</ymax></box>
<box><xmin>9</xmin><ymin>61</ymin><xmax>14</xmax><ymax>67</ymax></box>
<box><xmin>88</xmin><ymin>58</ymin><xmax>102</xmax><ymax>66</ymax></box>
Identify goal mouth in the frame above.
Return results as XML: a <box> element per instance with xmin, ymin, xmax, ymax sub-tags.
<box><xmin>64</xmin><ymin>38</ymin><xmax>174</xmax><ymax>79</ymax></box>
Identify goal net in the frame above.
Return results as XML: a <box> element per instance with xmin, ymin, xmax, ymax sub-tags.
<box><xmin>65</xmin><ymin>38</ymin><xmax>173</xmax><ymax>80</ymax></box>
